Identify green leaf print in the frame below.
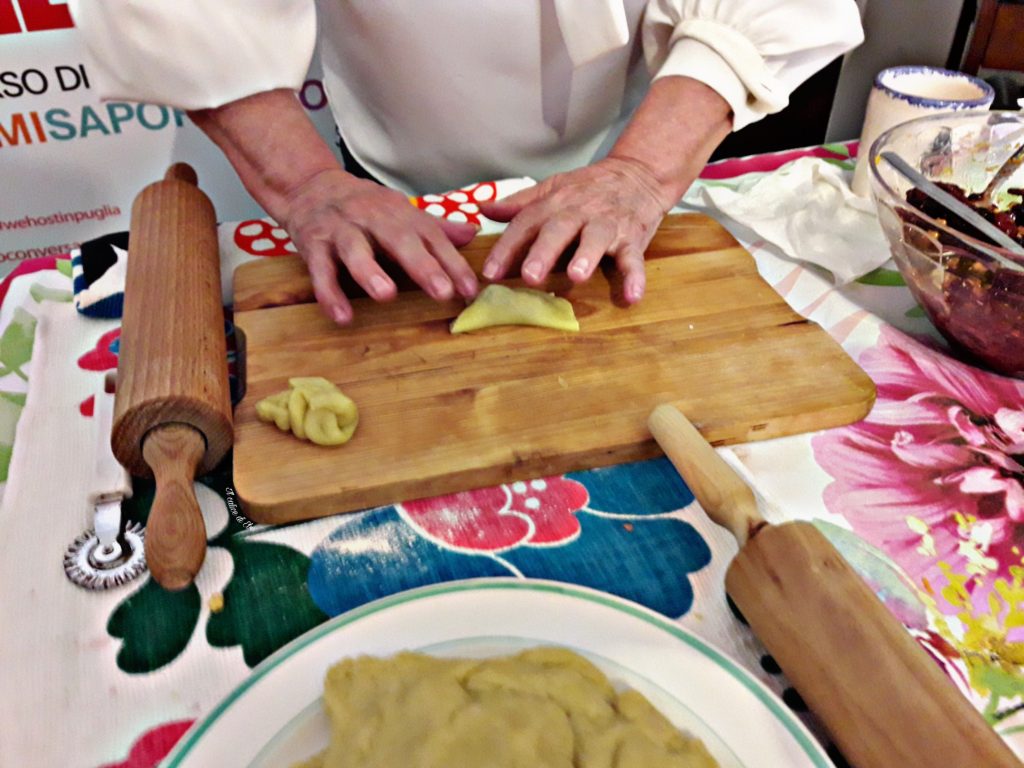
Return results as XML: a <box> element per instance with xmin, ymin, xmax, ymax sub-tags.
<box><xmin>0</xmin><ymin>308</ymin><xmax>36</xmax><ymax>381</ymax></box>
<box><xmin>206</xmin><ymin>540</ymin><xmax>327</xmax><ymax>667</ymax></box>
<box><xmin>104</xmin><ymin>454</ymin><xmax>320</xmax><ymax>672</ymax></box>
<box><xmin>108</xmin><ymin>579</ymin><xmax>201</xmax><ymax>673</ymax></box>
<box><xmin>821</xmin><ymin>142</ymin><xmax>852</xmax><ymax>158</ymax></box>
<box><xmin>856</xmin><ymin>267</ymin><xmax>906</xmax><ymax>287</ymax></box>
<box><xmin>0</xmin><ymin>392</ymin><xmax>25</xmax><ymax>483</ymax></box>
<box><xmin>56</xmin><ymin>258</ymin><xmax>73</xmax><ymax>278</ymax></box>
<box><xmin>0</xmin><ymin>444</ymin><xmax>12</xmax><ymax>484</ymax></box>
<box><xmin>29</xmin><ymin>284</ymin><xmax>73</xmax><ymax>303</ymax></box>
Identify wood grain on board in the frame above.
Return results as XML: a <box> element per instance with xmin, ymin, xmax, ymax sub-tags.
<box><xmin>232</xmin><ymin>213</ymin><xmax>875</xmax><ymax>523</ymax></box>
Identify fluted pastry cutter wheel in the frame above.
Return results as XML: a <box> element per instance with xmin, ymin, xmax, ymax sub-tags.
<box><xmin>64</xmin><ymin>373</ymin><xmax>147</xmax><ymax>590</ymax></box>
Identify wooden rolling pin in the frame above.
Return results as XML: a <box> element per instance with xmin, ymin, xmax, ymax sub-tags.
<box><xmin>112</xmin><ymin>164</ymin><xmax>233</xmax><ymax>591</ymax></box>
<box><xmin>648</xmin><ymin>404</ymin><xmax>1022</xmax><ymax>768</ymax></box>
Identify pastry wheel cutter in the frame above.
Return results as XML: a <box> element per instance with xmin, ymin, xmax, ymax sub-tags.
<box><xmin>64</xmin><ymin>372</ymin><xmax>147</xmax><ymax>590</ymax></box>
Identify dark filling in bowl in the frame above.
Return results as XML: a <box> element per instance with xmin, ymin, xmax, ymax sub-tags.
<box><xmin>898</xmin><ymin>183</ymin><xmax>1024</xmax><ymax>377</ymax></box>
<box><xmin>905</xmin><ymin>183</ymin><xmax>1024</xmax><ymax>246</ymax></box>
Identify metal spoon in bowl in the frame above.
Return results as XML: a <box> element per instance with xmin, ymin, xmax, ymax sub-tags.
<box><xmin>879</xmin><ymin>151</ymin><xmax>1024</xmax><ymax>272</ymax></box>
<box><xmin>977</xmin><ymin>138</ymin><xmax>1024</xmax><ymax>208</ymax></box>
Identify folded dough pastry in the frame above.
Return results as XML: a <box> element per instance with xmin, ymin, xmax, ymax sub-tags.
<box><xmin>255</xmin><ymin>377</ymin><xmax>358</xmax><ymax>446</ymax></box>
<box><xmin>451</xmin><ymin>284</ymin><xmax>579</xmax><ymax>334</ymax></box>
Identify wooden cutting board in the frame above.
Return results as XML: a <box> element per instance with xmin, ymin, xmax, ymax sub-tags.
<box><xmin>232</xmin><ymin>213</ymin><xmax>875</xmax><ymax>524</ymax></box>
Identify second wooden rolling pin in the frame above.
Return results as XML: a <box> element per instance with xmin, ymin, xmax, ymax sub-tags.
<box><xmin>112</xmin><ymin>164</ymin><xmax>233</xmax><ymax>591</ymax></box>
<box><xmin>648</xmin><ymin>403</ymin><xmax>1021</xmax><ymax>768</ymax></box>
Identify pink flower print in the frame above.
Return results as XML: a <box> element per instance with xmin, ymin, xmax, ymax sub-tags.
<box><xmin>813</xmin><ymin>326</ymin><xmax>1024</xmax><ymax>609</ymax></box>
<box><xmin>399</xmin><ymin>477</ymin><xmax>588</xmax><ymax>553</ymax></box>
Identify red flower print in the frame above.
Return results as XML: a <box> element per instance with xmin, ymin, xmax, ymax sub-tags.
<box><xmin>814</xmin><ymin>326</ymin><xmax>1024</xmax><ymax>610</ymax></box>
<box><xmin>399</xmin><ymin>477</ymin><xmax>588</xmax><ymax>552</ymax></box>
<box><xmin>78</xmin><ymin>328</ymin><xmax>120</xmax><ymax>416</ymax></box>
<box><xmin>413</xmin><ymin>182</ymin><xmax>496</xmax><ymax>228</ymax></box>
<box><xmin>78</xmin><ymin>328</ymin><xmax>120</xmax><ymax>371</ymax></box>
<box><xmin>97</xmin><ymin>719</ymin><xmax>193</xmax><ymax>768</ymax></box>
<box><xmin>233</xmin><ymin>219</ymin><xmax>297</xmax><ymax>257</ymax></box>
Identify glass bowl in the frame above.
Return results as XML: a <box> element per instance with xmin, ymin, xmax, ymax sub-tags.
<box><xmin>868</xmin><ymin>110</ymin><xmax>1024</xmax><ymax>378</ymax></box>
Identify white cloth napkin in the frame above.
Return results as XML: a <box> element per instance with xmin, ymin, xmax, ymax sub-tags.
<box><xmin>684</xmin><ymin>156</ymin><xmax>891</xmax><ymax>284</ymax></box>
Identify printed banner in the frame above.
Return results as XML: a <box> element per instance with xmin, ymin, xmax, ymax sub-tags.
<box><xmin>0</xmin><ymin>2</ymin><xmax>341</xmax><ymax>275</ymax></box>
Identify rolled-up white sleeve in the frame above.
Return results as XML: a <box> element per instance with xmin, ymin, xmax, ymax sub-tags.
<box><xmin>67</xmin><ymin>0</ymin><xmax>317</xmax><ymax>110</ymax></box>
<box><xmin>642</xmin><ymin>0</ymin><xmax>864</xmax><ymax>130</ymax></box>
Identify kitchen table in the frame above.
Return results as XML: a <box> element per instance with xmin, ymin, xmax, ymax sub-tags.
<box><xmin>1</xmin><ymin>140</ymin><xmax>1022</xmax><ymax>767</ymax></box>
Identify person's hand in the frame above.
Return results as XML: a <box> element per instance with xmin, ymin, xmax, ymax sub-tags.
<box><xmin>477</xmin><ymin>157</ymin><xmax>677</xmax><ymax>304</ymax></box>
<box><xmin>281</xmin><ymin>169</ymin><xmax>480</xmax><ymax>324</ymax></box>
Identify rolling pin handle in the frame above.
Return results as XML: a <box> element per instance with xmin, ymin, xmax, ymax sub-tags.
<box><xmin>650</xmin><ymin>403</ymin><xmax>1022</xmax><ymax>768</ymax></box>
<box><xmin>164</xmin><ymin>163</ymin><xmax>198</xmax><ymax>186</ymax></box>
<box><xmin>142</xmin><ymin>423</ymin><xmax>208</xmax><ymax>591</ymax></box>
<box><xmin>648</xmin><ymin>404</ymin><xmax>764</xmax><ymax>547</ymax></box>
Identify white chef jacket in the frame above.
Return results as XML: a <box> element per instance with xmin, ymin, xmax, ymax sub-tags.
<box><xmin>68</xmin><ymin>1</ymin><xmax>864</xmax><ymax>195</ymax></box>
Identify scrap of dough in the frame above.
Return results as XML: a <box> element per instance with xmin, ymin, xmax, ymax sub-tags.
<box><xmin>451</xmin><ymin>284</ymin><xmax>579</xmax><ymax>334</ymax></box>
<box><xmin>255</xmin><ymin>376</ymin><xmax>358</xmax><ymax>446</ymax></box>
<box><xmin>295</xmin><ymin>647</ymin><xmax>719</xmax><ymax>768</ymax></box>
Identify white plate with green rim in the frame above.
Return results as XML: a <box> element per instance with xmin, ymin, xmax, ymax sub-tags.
<box><xmin>162</xmin><ymin>579</ymin><xmax>832</xmax><ymax>767</ymax></box>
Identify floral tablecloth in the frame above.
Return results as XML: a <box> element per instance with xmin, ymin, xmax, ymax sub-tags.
<box><xmin>2</xmin><ymin>141</ymin><xmax>1023</xmax><ymax>767</ymax></box>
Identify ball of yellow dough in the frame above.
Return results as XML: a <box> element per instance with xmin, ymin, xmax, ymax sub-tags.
<box><xmin>255</xmin><ymin>376</ymin><xmax>358</xmax><ymax>446</ymax></box>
